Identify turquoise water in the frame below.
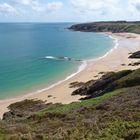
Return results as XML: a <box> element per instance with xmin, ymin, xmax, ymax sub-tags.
<box><xmin>0</xmin><ymin>23</ymin><xmax>114</xmax><ymax>99</ymax></box>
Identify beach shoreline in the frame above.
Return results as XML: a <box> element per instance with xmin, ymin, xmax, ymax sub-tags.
<box><xmin>0</xmin><ymin>32</ymin><xmax>140</xmax><ymax>119</ymax></box>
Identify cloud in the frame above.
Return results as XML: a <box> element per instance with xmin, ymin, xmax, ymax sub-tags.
<box><xmin>31</xmin><ymin>1</ymin><xmax>63</xmax><ymax>13</ymax></box>
<box><xmin>70</xmin><ymin>0</ymin><xmax>121</xmax><ymax>16</ymax></box>
<box><xmin>0</xmin><ymin>3</ymin><xmax>18</xmax><ymax>16</ymax></box>
<box><xmin>128</xmin><ymin>0</ymin><xmax>140</xmax><ymax>12</ymax></box>
<box><xmin>0</xmin><ymin>0</ymin><xmax>139</xmax><ymax>22</ymax></box>
<box><xmin>0</xmin><ymin>0</ymin><xmax>63</xmax><ymax>17</ymax></box>
<box><xmin>18</xmin><ymin>0</ymin><xmax>32</xmax><ymax>5</ymax></box>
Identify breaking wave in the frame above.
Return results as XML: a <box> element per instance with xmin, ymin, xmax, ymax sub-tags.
<box><xmin>45</xmin><ymin>56</ymin><xmax>82</xmax><ymax>62</ymax></box>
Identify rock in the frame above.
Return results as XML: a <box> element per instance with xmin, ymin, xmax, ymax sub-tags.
<box><xmin>129</xmin><ymin>51</ymin><xmax>140</xmax><ymax>59</ymax></box>
<box><xmin>3</xmin><ymin>100</ymin><xmax>50</xmax><ymax>120</ymax></box>
<box><xmin>121</xmin><ymin>64</ymin><xmax>126</xmax><ymax>66</ymax></box>
<box><xmin>72</xmin><ymin>70</ymin><xmax>133</xmax><ymax>100</ymax></box>
<box><xmin>69</xmin><ymin>81</ymin><xmax>85</xmax><ymax>88</ymax></box>
<box><xmin>48</xmin><ymin>95</ymin><xmax>52</xmax><ymax>98</ymax></box>
<box><xmin>98</xmin><ymin>72</ymin><xmax>105</xmax><ymax>75</ymax></box>
<box><xmin>128</xmin><ymin>61</ymin><xmax>140</xmax><ymax>66</ymax></box>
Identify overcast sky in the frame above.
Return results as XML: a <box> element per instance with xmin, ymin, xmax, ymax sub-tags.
<box><xmin>0</xmin><ymin>0</ymin><xmax>140</xmax><ymax>22</ymax></box>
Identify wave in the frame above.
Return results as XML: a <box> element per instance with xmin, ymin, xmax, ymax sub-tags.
<box><xmin>108</xmin><ymin>35</ymin><xmax>119</xmax><ymax>49</ymax></box>
<box><xmin>45</xmin><ymin>56</ymin><xmax>59</xmax><ymax>60</ymax></box>
<box><xmin>45</xmin><ymin>56</ymin><xmax>82</xmax><ymax>62</ymax></box>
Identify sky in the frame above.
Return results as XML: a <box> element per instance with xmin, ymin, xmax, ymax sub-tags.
<box><xmin>0</xmin><ymin>0</ymin><xmax>140</xmax><ymax>22</ymax></box>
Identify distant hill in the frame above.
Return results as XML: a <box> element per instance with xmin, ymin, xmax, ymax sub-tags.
<box><xmin>69</xmin><ymin>21</ymin><xmax>140</xmax><ymax>34</ymax></box>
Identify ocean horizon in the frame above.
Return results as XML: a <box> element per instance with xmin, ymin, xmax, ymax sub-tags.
<box><xmin>0</xmin><ymin>23</ymin><xmax>114</xmax><ymax>100</ymax></box>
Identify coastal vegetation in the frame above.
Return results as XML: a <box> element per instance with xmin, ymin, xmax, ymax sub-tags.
<box><xmin>0</xmin><ymin>67</ymin><xmax>140</xmax><ymax>139</ymax></box>
<box><xmin>69</xmin><ymin>21</ymin><xmax>140</xmax><ymax>34</ymax></box>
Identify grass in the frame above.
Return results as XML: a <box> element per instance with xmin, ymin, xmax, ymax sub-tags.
<box><xmin>36</xmin><ymin>88</ymin><xmax>125</xmax><ymax>117</ymax></box>
<box><xmin>1</xmin><ymin>86</ymin><xmax>140</xmax><ymax>139</ymax></box>
<box><xmin>111</xmin><ymin>68</ymin><xmax>140</xmax><ymax>90</ymax></box>
<box><xmin>94</xmin><ymin>120</ymin><xmax>140</xmax><ymax>140</ymax></box>
<box><xmin>1</xmin><ymin>68</ymin><xmax>140</xmax><ymax>139</ymax></box>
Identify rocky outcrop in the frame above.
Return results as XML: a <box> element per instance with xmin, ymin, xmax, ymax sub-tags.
<box><xmin>129</xmin><ymin>51</ymin><xmax>140</xmax><ymax>59</ymax></box>
<box><xmin>72</xmin><ymin>70</ymin><xmax>133</xmax><ymax>100</ymax></box>
<box><xmin>129</xmin><ymin>61</ymin><xmax>140</xmax><ymax>66</ymax></box>
<box><xmin>69</xmin><ymin>81</ymin><xmax>85</xmax><ymax>88</ymax></box>
<box><xmin>3</xmin><ymin>100</ymin><xmax>61</xmax><ymax>120</ymax></box>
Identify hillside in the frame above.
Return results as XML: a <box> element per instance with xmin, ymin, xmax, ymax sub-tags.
<box><xmin>69</xmin><ymin>21</ymin><xmax>140</xmax><ymax>34</ymax></box>
<box><xmin>0</xmin><ymin>68</ymin><xmax>140</xmax><ymax>139</ymax></box>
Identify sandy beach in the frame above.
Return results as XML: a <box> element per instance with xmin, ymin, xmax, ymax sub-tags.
<box><xmin>0</xmin><ymin>32</ymin><xmax>140</xmax><ymax>119</ymax></box>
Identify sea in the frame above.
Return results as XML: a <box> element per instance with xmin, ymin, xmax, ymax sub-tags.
<box><xmin>0</xmin><ymin>23</ymin><xmax>114</xmax><ymax>100</ymax></box>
